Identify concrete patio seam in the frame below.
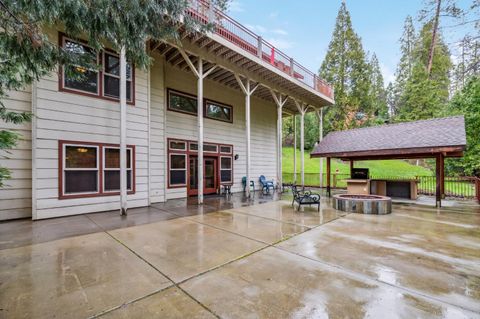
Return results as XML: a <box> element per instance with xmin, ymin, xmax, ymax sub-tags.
<box><xmin>273</xmin><ymin>244</ymin><xmax>480</xmax><ymax>315</ymax></box>
<box><xmin>83</xmin><ymin>214</ymin><xmax>222</xmax><ymax>319</ymax></box>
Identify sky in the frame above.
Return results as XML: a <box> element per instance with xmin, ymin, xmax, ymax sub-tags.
<box><xmin>226</xmin><ymin>0</ymin><xmax>475</xmax><ymax>85</ymax></box>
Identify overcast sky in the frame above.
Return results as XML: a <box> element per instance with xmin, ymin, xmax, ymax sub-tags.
<box><xmin>227</xmin><ymin>0</ymin><xmax>475</xmax><ymax>85</ymax></box>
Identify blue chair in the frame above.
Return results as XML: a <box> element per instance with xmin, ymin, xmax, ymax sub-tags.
<box><xmin>242</xmin><ymin>176</ymin><xmax>255</xmax><ymax>192</ymax></box>
<box><xmin>259</xmin><ymin>175</ymin><xmax>275</xmax><ymax>194</ymax></box>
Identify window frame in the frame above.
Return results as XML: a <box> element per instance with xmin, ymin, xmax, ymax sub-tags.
<box><xmin>62</xmin><ymin>143</ymin><xmax>100</xmax><ymax>196</ymax></box>
<box><xmin>167</xmin><ymin>89</ymin><xmax>198</xmax><ymax>116</ymax></box>
<box><xmin>220</xmin><ymin>156</ymin><xmax>233</xmax><ymax>184</ymax></box>
<box><xmin>60</xmin><ymin>36</ymin><xmax>100</xmax><ymax>97</ymax></box>
<box><xmin>102</xmin><ymin>146</ymin><xmax>134</xmax><ymax>193</ymax></box>
<box><xmin>102</xmin><ymin>50</ymin><xmax>134</xmax><ymax>102</ymax></box>
<box><xmin>204</xmin><ymin>99</ymin><xmax>233</xmax><ymax>123</ymax></box>
<box><xmin>167</xmin><ymin>88</ymin><xmax>233</xmax><ymax>123</ymax></box>
<box><xmin>58</xmin><ymin>33</ymin><xmax>136</xmax><ymax>105</ymax></box>
<box><xmin>168</xmin><ymin>153</ymin><xmax>188</xmax><ymax>188</ymax></box>
<box><xmin>59</xmin><ymin>140</ymin><xmax>136</xmax><ymax>199</ymax></box>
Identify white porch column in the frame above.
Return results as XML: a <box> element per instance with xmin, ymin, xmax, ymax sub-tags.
<box><xmin>119</xmin><ymin>47</ymin><xmax>128</xmax><ymax>215</ymax></box>
<box><xmin>294</xmin><ymin>100</ymin><xmax>307</xmax><ymax>188</ymax></box>
<box><xmin>197</xmin><ymin>58</ymin><xmax>204</xmax><ymax>204</ymax></box>
<box><xmin>316</xmin><ymin>108</ymin><xmax>324</xmax><ymax>188</ymax></box>
<box><xmin>271</xmin><ymin>91</ymin><xmax>288</xmax><ymax>189</ymax></box>
<box><xmin>293</xmin><ymin>114</ymin><xmax>297</xmax><ymax>183</ymax></box>
<box><xmin>179</xmin><ymin>51</ymin><xmax>217</xmax><ymax>204</ymax></box>
<box><xmin>235</xmin><ymin>75</ymin><xmax>259</xmax><ymax>198</ymax></box>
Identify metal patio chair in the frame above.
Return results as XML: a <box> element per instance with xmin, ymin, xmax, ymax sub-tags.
<box><xmin>291</xmin><ymin>185</ymin><xmax>321</xmax><ymax>211</ymax></box>
<box><xmin>259</xmin><ymin>175</ymin><xmax>275</xmax><ymax>194</ymax></box>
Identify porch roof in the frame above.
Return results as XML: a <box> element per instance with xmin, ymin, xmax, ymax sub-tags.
<box><xmin>310</xmin><ymin>116</ymin><xmax>467</xmax><ymax>160</ymax></box>
<box><xmin>151</xmin><ymin>1</ymin><xmax>334</xmax><ymax>114</ymax></box>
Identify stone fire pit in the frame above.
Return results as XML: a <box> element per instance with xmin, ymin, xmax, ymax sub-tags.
<box><xmin>333</xmin><ymin>194</ymin><xmax>392</xmax><ymax>215</ymax></box>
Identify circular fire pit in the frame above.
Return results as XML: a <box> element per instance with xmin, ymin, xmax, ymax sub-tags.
<box><xmin>333</xmin><ymin>194</ymin><xmax>392</xmax><ymax>215</ymax></box>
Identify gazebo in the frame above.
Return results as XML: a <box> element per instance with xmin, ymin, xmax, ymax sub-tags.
<box><xmin>310</xmin><ymin>116</ymin><xmax>467</xmax><ymax>207</ymax></box>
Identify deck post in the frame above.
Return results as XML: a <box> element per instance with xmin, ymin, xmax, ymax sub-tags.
<box><xmin>119</xmin><ymin>47</ymin><xmax>128</xmax><ymax>215</ymax></box>
<box><xmin>316</xmin><ymin>108</ymin><xmax>323</xmax><ymax>188</ymax></box>
<box><xmin>326</xmin><ymin>157</ymin><xmax>331</xmax><ymax>197</ymax></box>
<box><xmin>435</xmin><ymin>154</ymin><xmax>442</xmax><ymax>207</ymax></box>
<box><xmin>197</xmin><ymin>58</ymin><xmax>204</xmax><ymax>204</ymax></box>
<box><xmin>293</xmin><ymin>114</ymin><xmax>297</xmax><ymax>183</ymax></box>
<box><xmin>271</xmin><ymin>91</ymin><xmax>288</xmax><ymax>190</ymax></box>
<box><xmin>235</xmin><ymin>75</ymin><xmax>259</xmax><ymax>198</ymax></box>
<box><xmin>178</xmin><ymin>50</ymin><xmax>217</xmax><ymax>204</ymax></box>
<box><xmin>294</xmin><ymin>100</ymin><xmax>307</xmax><ymax>188</ymax></box>
<box><xmin>257</xmin><ymin>36</ymin><xmax>263</xmax><ymax>58</ymax></box>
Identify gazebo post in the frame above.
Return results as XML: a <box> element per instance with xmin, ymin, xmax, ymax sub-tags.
<box><xmin>326</xmin><ymin>157</ymin><xmax>331</xmax><ymax>197</ymax></box>
<box><xmin>350</xmin><ymin>160</ymin><xmax>354</xmax><ymax>177</ymax></box>
<box><xmin>435</xmin><ymin>154</ymin><xmax>442</xmax><ymax>207</ymax></box>
<box><xmin>440</xmin><ymin>153</ymin><xmax>445</xmax><ymax>199</ymax></box>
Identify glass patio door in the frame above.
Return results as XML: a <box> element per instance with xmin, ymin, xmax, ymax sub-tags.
<box><xmin>188</xmin><ymin>156</ymin><xmax>217</xmax><ymax>196</ymax></box>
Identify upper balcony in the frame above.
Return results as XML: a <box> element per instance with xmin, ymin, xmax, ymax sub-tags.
<box><xmin>186</xmin><ymin>0</ymin><xmax>334</xmax><ymax>101</ymax></box>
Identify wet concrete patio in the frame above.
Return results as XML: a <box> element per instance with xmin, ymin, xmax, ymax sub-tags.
<box><xmin>1</xmin><ymin>193</ymin><xmax>479</xmax><ymax>318</ymax></box>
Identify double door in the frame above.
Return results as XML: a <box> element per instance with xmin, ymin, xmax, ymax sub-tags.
<box><xmin>188</xmin><ymin>156</ymin><xmax>217</xmax><ymax>196</ymax></box>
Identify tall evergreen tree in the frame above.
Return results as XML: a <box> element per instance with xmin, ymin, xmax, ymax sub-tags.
<box><xmin>391</xmin><ymin>16</ymin><xmax>416</xmax><ymax>115</ymax></box>
<box><xmin>396</xmin><ymin>21</ymin><xmax>452</xmax><ymax>121</ymax></box>
<box><xmin>319</xmin><ymin>1</ymin><xmax>371</xmax><ymax>132</ymax></box>
<box><xmin>368</xmin><ymin>53</ymin><xmax>388</xmax><ymax>118</ymax></box>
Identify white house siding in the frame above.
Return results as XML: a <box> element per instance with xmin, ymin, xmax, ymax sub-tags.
<box><xmin>0</xmin><ymin>87</ymin><xmax>32</xmax><ymax>221</ymax></box>
<box><xmin>164</xmin><ymin>65</ymin><xmax>277</xmax><ymax>199</ymax></box>
<box><xmin>32</xmin><ymin>32</ymin><xmax>150</xmax><ymax>219</ymax></box>
<box><xmin>149</xmin><ymin>53</ymin><xmax>166</xmax><ymax>203</ymax></box>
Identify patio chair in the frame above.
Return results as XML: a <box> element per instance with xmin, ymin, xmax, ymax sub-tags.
<box><xmin>291</xmin><ymin>185</ymin><xmax>321</xmax><ymax>211</ymax></box>
<box><xmin>259</xmin><ymin>175</ymin><xmax>275</xmax><ymax>194</ymax></box>
<box><xmin>242</xmin><ymin>176</ymin><xmax>255</xmax><ymax>192</ymax></box>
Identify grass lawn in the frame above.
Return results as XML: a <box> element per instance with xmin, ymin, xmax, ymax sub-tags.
<box><xmin>282</xmin><ymin>147</ymin><xmax>432</xmax><ymax>177</ymax></box>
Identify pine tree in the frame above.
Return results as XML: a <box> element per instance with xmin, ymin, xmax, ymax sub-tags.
<box><xmin>396</xmin><ymin>21</ymin><xmax>452</xmax><ymax>121</ymax></box>
<box><xmin>319</xmin><ymin>1</ymin><xmax>371</xmax><ymax>132</ymax></box>
<box><xmin>368</xmin><ymin>53</ymin><xmax>388</xmax><ymax>118</ymax></box>
<box><xmin>391</xmin><ymin>16</ymin><xmax>416</xmax><ymax>114</ymax></box>
<box><xmin>0</xmin><ymin>0</ymin><xmax>227</xmax><ymax>186</ymax></box>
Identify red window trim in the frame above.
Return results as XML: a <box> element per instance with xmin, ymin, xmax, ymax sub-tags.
<box><xmin>58</xmin><ymin>140</ymin><xmax>136</xmax><ymax>199</ymax></box>
<box><xmin>167</xmin><ymin>138</ymin><xmax>234</xmax><ymax>189</ymax></box>
<box><xmin>166</xmin><ymin>88</ymin><xmax>234</xmax><ymax>123</ymax></box>
<box><xmin>58</xmin><ymin>32</ymin><xmax>136</xmax><ymax>106</ymax></box>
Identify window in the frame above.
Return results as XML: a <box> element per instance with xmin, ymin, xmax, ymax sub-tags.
<box><xmin>103</xmin><ymin>52</ymin><xmax>133</xmax><ymax>101</ymax></box>
<box><xmin>169</xmin><ymin>154</ymin><xmax>187</xmax><ymax>186</ymax></box>
<box><xmin>62</xmin><ymin>39</ymin><xmax>99</xmax><ymax>94</ymax></box>
<box><xmin>59</xmin><ymin>141</ymin><xmax>136</xmax><ymax>198</ymax></box>
<box><xmin>205</xmin><ymin>100</ymin><xmax>233</xmax><ymax>123</ymax></box>
<box><xmin>169</xmin><ymin>140</ymin><xmax>187</xmax><ymax>151</ymax></box>
<box><xmin>103</xmin><ymin>147</ymin><xmax>133</xmax><ymax>192</ymax></box>
<box><xmin>189</xmin><ymin>142</ymin><xmax>198</xmax><ymax>151</ymax></box>
<box><xmin>204</xmin><ymin>144</ymin><xmax>218</xmax><ymax>153</ymax></box>
<box><xmin>64</xmin><ymin>145</ymin><xmax>99</xmax><ymax>194</ymax></box>
<box><xmin>220</xmin><ymin>156</ymin><xmax>233</xmax><ymax>183</ymax></box>
<box><xmin>60</xmin><ymin>34</ymin><xmax>135</xmax><ymax>103</ymax></box>
<box><xmin>220</xmin><ymin>145</ymin><xmax>232</xmax><ymax>154</ymax></box>
<box><xmin>168</xmin><ymin>90</ymin><xmax>197</xmax><ymax>115</ymax></box>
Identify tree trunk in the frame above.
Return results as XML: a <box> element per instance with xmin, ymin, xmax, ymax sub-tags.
<box><xmin>427</xmin><ymin>0</ymin><xmax>441</xmax><ymax>77</ymax></box>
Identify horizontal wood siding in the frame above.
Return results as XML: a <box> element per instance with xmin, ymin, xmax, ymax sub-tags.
<box><xmin>0</xmin><ymin>87</ymin><xmax>32</xmax><ymax>220</ymax></box>
<box><xmin>164</xmin><ymin>65</ymin><xmax>277</xmax><ymax>199</ymax></box>
<box><xmin>149</xmin><ymin>53</ymin><xmax>166</xmax><ymax>203</ymax></box>
<box><xmin>33</xmin><ymin>31</ymin><xmax>149</xmax><ymax>219</ymax></box>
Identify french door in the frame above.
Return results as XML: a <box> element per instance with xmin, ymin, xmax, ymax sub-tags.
<box><xmin>188</xmin><ymin>156</ymin><xmax>218</xmax><ymax>196</ymax></box>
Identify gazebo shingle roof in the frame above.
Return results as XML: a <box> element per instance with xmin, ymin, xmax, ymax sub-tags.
<box><xmin>311</xmin><ymin>116</ymin><xmax>466</xmax><ymax>158</ymax></box>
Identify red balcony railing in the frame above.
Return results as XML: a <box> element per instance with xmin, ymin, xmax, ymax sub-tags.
<box><xmin>186</xmin><ymin>0</ymin><xmax>334</xmax><ymax>100</ymax></box>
